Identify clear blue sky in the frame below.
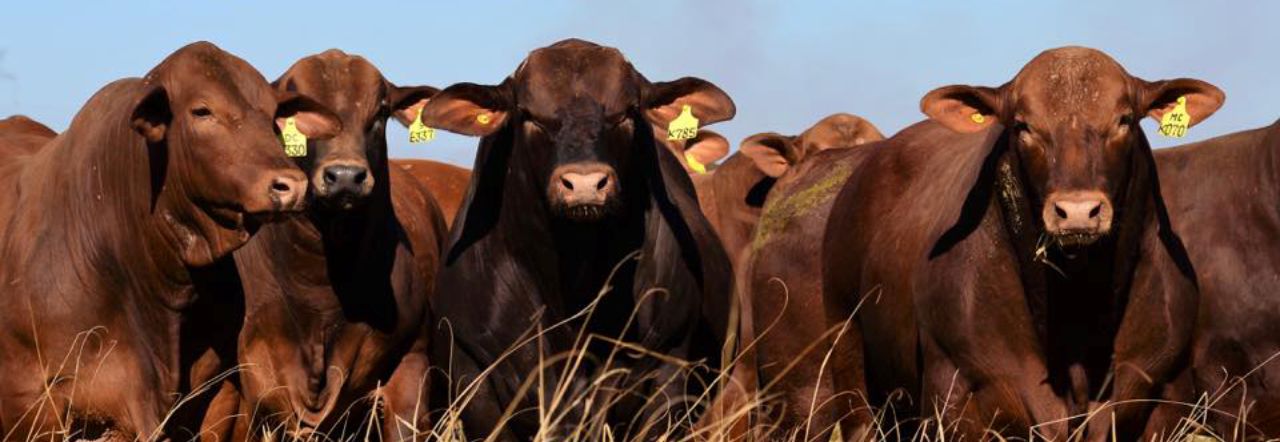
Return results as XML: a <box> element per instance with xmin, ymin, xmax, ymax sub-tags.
<box><xmin>3</xmin><ymin>1</ymin><xmax>1278</xmax><ymax>166</ymax></box>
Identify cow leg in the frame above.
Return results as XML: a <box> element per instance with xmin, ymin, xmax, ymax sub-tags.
<box><xmin>197</xmin><ymin>380</ymin><xmax>245</xmax><ymax>442</ymax></box>
<box><xmin>382</xmin><ymin>342</ymin><xmax>430</xmax><ymax>442</ymax></box>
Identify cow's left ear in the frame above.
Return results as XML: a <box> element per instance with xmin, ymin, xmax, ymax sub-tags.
<box><xmin>921</xmin><ymin>85</ymin><xmax>1003</xmax><ymax>134</ymax></box>
<box><xmin>645</xmin><ymin>77</ymin><xmax>736</xmax><ymax>128</ymax></box>
<box><xmin>131</xmin><ymin>84</ymin><xmax>171</xmax><ymax>144</ymax></box>
<box><xmin>1140</xmin><ymin>78</ymin><xmax>1225</xmax><ymax>128</ymax></box>
<box><xmin>419</xmin><ymin>82</ymin><xmax>511</xmax><ymax>137</ymax></box>
<box><xmin>388</xmin><ymin>83</ymin><xmax>441</xmax><ymax>127</ymax></box>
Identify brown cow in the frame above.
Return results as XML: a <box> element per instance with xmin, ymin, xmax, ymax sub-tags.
<box><xmin>0</xmin><ymin>42</ymin><xmax>340</xmax><ymax>441</ymax></box>
<box><xmin>391</xmin><ymin>158</ymin><xmax>472</xmax><ymax>227</ymax></box>
<box><xmin>1145</xmin><ymin>121</ymin><xmax>1280</xmax><ymax>440</ymax></box>
<box><xmin>820</xmin><ymin>47</ymin><xmax>1222</xmax><ymax>441</ymax></box>
<box><xmin>420</xmin><ymin>38</ymin><xmax>735</xmax><ymax>441</ymax></box>
<box><xmin>199</xmin><ymin>50</ymin><xmax>446</xmax><ymax>441</ymax></box>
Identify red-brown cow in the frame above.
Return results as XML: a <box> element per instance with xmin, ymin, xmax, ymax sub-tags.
<box><xmin>0</xmin><ymin>42</ymin><xmax>340</xmax><ymax>441</ymax></box>
<box><xmin>198</xmin><ymin>50</ymin><xmax>447</xmax><ymax>441</ymax></box>
<box><xmin>392</xmin><ymin>158</ymin><xmax>472</xmax><ymax>227</ymax></box>
<box><xmin>821</xmin><ymin>47</ymin><xmax>1222</xmax><ymax>440</ymax></box>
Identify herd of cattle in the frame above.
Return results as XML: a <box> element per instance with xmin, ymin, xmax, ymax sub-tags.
<box><xmin>0</xmin><ymin>38</ymin><xmax>1275</xmax><ymax>442</ymax></box>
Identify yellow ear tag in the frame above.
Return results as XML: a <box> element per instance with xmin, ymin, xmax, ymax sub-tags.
<box><xmin>1159</xmin><ymin>96</ymin><xmax>1191</xmax><ymax>138</ymax></box>
<box><xmin>684</xmin><ymin>151</ymin><xmax>708</xmax><ymax>174</ymax></box>
<box><xmin>408</xmin><ymin>108</ymin><xmax>435</xmax><ymax>144</ymax></box>
<box><xmin>667</xmin><ymin>104</ymin><xmax>699</xmax><ymax>141</ymax></box>
<box><xmin>280</xmin><ymin>117</ymin><xmax>307</xmax><ymax>157</ymax></box>
<box><xmin>970</xmin><ymin>113</ymin><xmax>986</xmax><ymax>124</ymax></box>
<box><xmin>476</xmin><ymin>113</ymin><xmax>492</xmax><ymax>125</ymax></box>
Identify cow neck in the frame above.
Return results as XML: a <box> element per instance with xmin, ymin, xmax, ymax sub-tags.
<box><xmin>304</xmin><ymin>153</ymin><xmax>396</xmax><ymax>256</ymax></box>
<box><xmin>996</xmin><ymin>130</ymin><xmax>1160</xmax><ymax>404</ymax></box>
<box><xmin>1265</xmin><ymin>122</ymin><xmax>1280</xmax><ymax>214</ymax></box>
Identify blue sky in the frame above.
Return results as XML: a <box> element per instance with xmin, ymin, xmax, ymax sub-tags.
<box><xmin>3</xmin><ymin>1</ymin><xmax>1278</xmax><ymax>166</ymax></box>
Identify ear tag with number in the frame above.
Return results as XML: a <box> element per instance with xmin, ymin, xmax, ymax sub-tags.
<box><xmin>408</xmin><ymin>108</ymin><xmax>435</xmax><ymax>144</ymax></box>
<box><xmin>281</xmin><ymin>117</ymin><xmax>307</xmax><ymax>157</ymax></box>
<box><xmin>667</xmin><ymin>104</ymin><xmax>699</xmax><ymax>141</ymax></box>
<box><xmin>684</xmin><ymin>151</ymin><xmax>708</xmax><ymax>174</ymax></box>
<box><xmin>1159</xmin><ymin>96</ymin><xmax>1190</xmax><ymax>138</ymax></box>
<box><xmin>970</xmin><ymin>113</ymin><xmax>986</xmax><ymax>124</ymax></box>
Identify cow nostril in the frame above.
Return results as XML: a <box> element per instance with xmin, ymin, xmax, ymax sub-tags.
<box><xmin>323</xmin><ymin>170</ymin><xmax>338</xmax><ymax>185</ymax></box>
<box><xmin>1088</xmin><ymin>204</ymin><xmax>1102</xmax><ymax>218</ymax></box>
<box><xmin>271</xmin><ymin>179</ymin><xmax>292</xmax><ymax>194</ymax></box>
<box><xmin>596</xmin><ymin>176</ymin><xmax>609</xmax><ymax>191</ymax></box>
<box><xmin>352</xmin><ymin>170</ymin><xmax>367</xmax><ymax>185</ymax></box>
<box><xmin>1054</xmin><ymin>205</ymin><xmax>1068</xmax><ymax>219</ymax></box>
<box><xmin>561</xmin><ymin>177</ymin><xmax>574</xmax><ymax>190</ymax></box>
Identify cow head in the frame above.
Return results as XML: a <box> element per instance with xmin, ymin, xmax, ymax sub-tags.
<box><xmin>921</xmin><ymin>46</ymin><xmax>1223</xmax><ymax>248</ymax></box>
<box><xmin>741</xmin><ymin>113</ymin><xmax>884</xmax><ymax>177</ymax></box>
<box><xmin>136</xmin><ymin>42</ymin><xmax>342</xmax><ymax>266</ymax></box>
<box><xmin>274</xmin><ymin>49</ymin><xmax>439</xmax><ymax>210</ymax></box>
<box><xmin>420</xmin><ymin>39</ymin><xmax>735</xmax><ymax>223</ymax></box>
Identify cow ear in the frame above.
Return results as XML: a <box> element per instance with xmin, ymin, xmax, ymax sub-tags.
<box><xmin>645</xmin><ymin>77</ymin><xmax>736</xmax><ymax>128</ymax></box>
<box><xmin>921</xmin><ymin>85</ymin><xmax>1002</xmax><ymax>134</ymax></box>
<box><xmin>683</xmin><ymin>130</ymin><xmax>729</xmax><ymax>169</ymax></box>
<box><xmin>388</xmin><ymin>84</ymin><xmax>441</xmax><ymax>127</ymax></box>
<box><xmin>740</xmin><ymin>132</ymin><xmax>795</xmax><ymax>178</ymax></box>
<box><xmin>131</xmin><ymin>84</ymin><xmax>171</xmax><ymax>144</ymax></box>
<box><xmin>275</xmin><ymin>91</ymin><xmax>343</xmax><ymax>139</ymax></box>
<box><xmin>803</xmin><ymin>113</ymin><xmax>886</xmax><ymax>153</ymax></box>
<box><xmin>419</xmin><ymin>82</ymin><xmax>511</xmax><ymax>137</ymax></box>
<box><xmin>1141</xmin><ymin>78</ymin><xmax>1224</xmax><ymax>128</ymax></box>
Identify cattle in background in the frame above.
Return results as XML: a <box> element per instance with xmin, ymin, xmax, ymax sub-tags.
<box><xmin>1146</xmin><ymin>121</ymin><xmax>1280</xmax><ymax>440</ymax></box>
<box><xmin>726</xmin><ymin>113</ymin><xmax>883</xmax><ymax>438</ymax></box>
<box><xmin>419</xmin><ymin>38</ymin><xmax>735</xmax><ymax>440</ymax></box>
<box><xmin>197</xmin><ymin>50</ymin><xmax>447</xmax><ymax>441</ymax></box>
<box><xmin>821</xmin><ymin>47</ymin><xmax>1222</xmax><ymax>440</ymax></box>
<box><xmin>0</xmin><ymin>42</ymin><xmax>339</xmax><ymax>441</ymax></box>
<box><xmin>392</xmin><ymin>158</ymin><xmax>472</xmax><ymax>227</ymax></box>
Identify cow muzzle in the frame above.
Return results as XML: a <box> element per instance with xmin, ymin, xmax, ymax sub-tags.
<box><xmin>1042</xmin><ymin>190</ymin><xmax>1113</xmax><ymax>247</ymax></box>
<box><xmin>312</xmin><ymin>160</ymin><xmax>374</xmax><ymax>210</ymax></box>
<box><xmin>244</xmin><ymin>169</ymin><xmax>308</xmax><ymax>216</ymax></box>
<box><xmin>549</xmin><ymin>162</ymin><xmax>619</xmax><ymax>222</ymax></box>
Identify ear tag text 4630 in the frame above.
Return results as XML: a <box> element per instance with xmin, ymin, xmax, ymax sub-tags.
<box><xmin>1159</xmin><ymin>96</ymin><xmax>1190</xmax><ymax>138</ymax></box>
<box><xmin>281</xmin><ymin>117</ymin><xmax>307</xmax><ymax>157</ymax></box>
<box><xmin>667</xmin><ymin>104</ymin><xmax>699</xmax><ymax>141</ymax></box>
<box><xmin>408</xmin><ymin>108</ymin><xmax>435</xmax><ymax>144</ymax></box>
<box><xmin>684</xmin><ymin>151</ymin><xmax>708</xmax><ymax>174</ymax></box>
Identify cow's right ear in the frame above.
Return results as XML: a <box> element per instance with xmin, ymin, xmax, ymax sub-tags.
<box><xmin>419</xmin><ymin>82</ymin><xmax>511</xmax><ymax>137</ymax></box>
<box><xmin>740</xmin><ymin>132</ymin><xmax>795</xmax><ymax>178</ymax></box>
<box><xmin>921</xmin><ymin>85</ymin><xmax>1002</xmax><ymax>134</ymax></box>
<box><xmin>645</xmin><ymin>77</ymin><xmax>736</xmax><ymax>128</ymax></box>
<box><xmin>683</xmin><ymin>130</ymin><xmax>729</xmax><ymax>171</ymax></box>
<box><xmin>131</xmin><ymin>85</ymin><xmax>171</xmax><ymax>144</ymax></box>
<box><xmin>275</xmin><ymin>91</ymin><xmax>343</xmax><ymax>140</ymax></box>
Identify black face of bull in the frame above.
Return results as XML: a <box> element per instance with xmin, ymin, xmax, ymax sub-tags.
<box><xmin>921</xmin><ymin>46</ymin><xmax>1224</xmax><ymax>249</ymax></box>
<box><xmin>417</xmin><ymin>39</ymin><xmax>735</xmax><ymax>224</ymax></box>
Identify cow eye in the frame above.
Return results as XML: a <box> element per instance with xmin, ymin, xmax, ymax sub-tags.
<box><xmin>191</xmin><ymin>107</ymin><xmax>213</xmax><ymax>118</ymax></box>
<box><xmin>1118</xmin><ymin>115</ymin><xmax>1134</xmax><ymax>127</ymax></box>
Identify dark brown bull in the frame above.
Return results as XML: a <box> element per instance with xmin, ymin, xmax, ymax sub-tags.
<box><xmin>820</xmin><ymin>47</ymin><xmax>1222</xmax><ymax>441</ymax></box>
<box><xmin>1146</xmin><ymin>121</ymin><xmax>1280</xmax><ymax>441</ymax></box>
<box><xmin>419</xmin><ymin>38</ymin><xmax>735</xmax><ymax>440</ymax></box>
<box><xmin>391</xmin><ymin>158</ymin><xmax>472</xmax><ymax>227</ymax></box>
<box><xmin>0</xmin><ymin>42</ymin><xmax>340</xmax><ymax>440</ymax></box>
<box><xmin>195</xmin><ymin>50</ymin><xmax>446</xmax><ymax>441</ymax></box>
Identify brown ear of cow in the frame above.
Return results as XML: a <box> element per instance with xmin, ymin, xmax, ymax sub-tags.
<box><xmin>921</xmin><ymin>85</ymin><xmax>1002</xmax><ymax>134</ymax></box>
<box><xmin>131</xmin><ymin>84</ymin><xmax>171</xmax><ymax>144</ymax></box>
<box><xmin>419</xmin><ymin>82</ymin><xmax>511</xmax><ymax>137</ymax></box>
<box><xmin>644</xmin><ymin>77</ymin><xmax>736</xmax><ymax>128</ymax></box>
<box><xmin>740</xmin><ymin>132</ymin><xmax>794</xmax><ymax>178</ymax></box>
<box><xmin>275</xmin><ymin>91</ymin><xmax>343</xmax><ymax>139</ymax></box>
<box><xmin>388</xmin><ymin>84</ymin><xmax>442</xmax><ymax>127</ymax></box>
<box><xmin>684</xmin><ymin>130</ymin><xmax>730</xmax><ymax>167</ymax></box>
<box><xmin>1141</xmin><ymin>78</ymin><xmax>1225</xmax><ymax>128</ymax></box>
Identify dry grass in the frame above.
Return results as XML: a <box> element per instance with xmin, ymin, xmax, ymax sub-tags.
<box><xmin>6</xmin><ymin>268</ymin><xmax>1273</xmax><ymax>442</ymax></box>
